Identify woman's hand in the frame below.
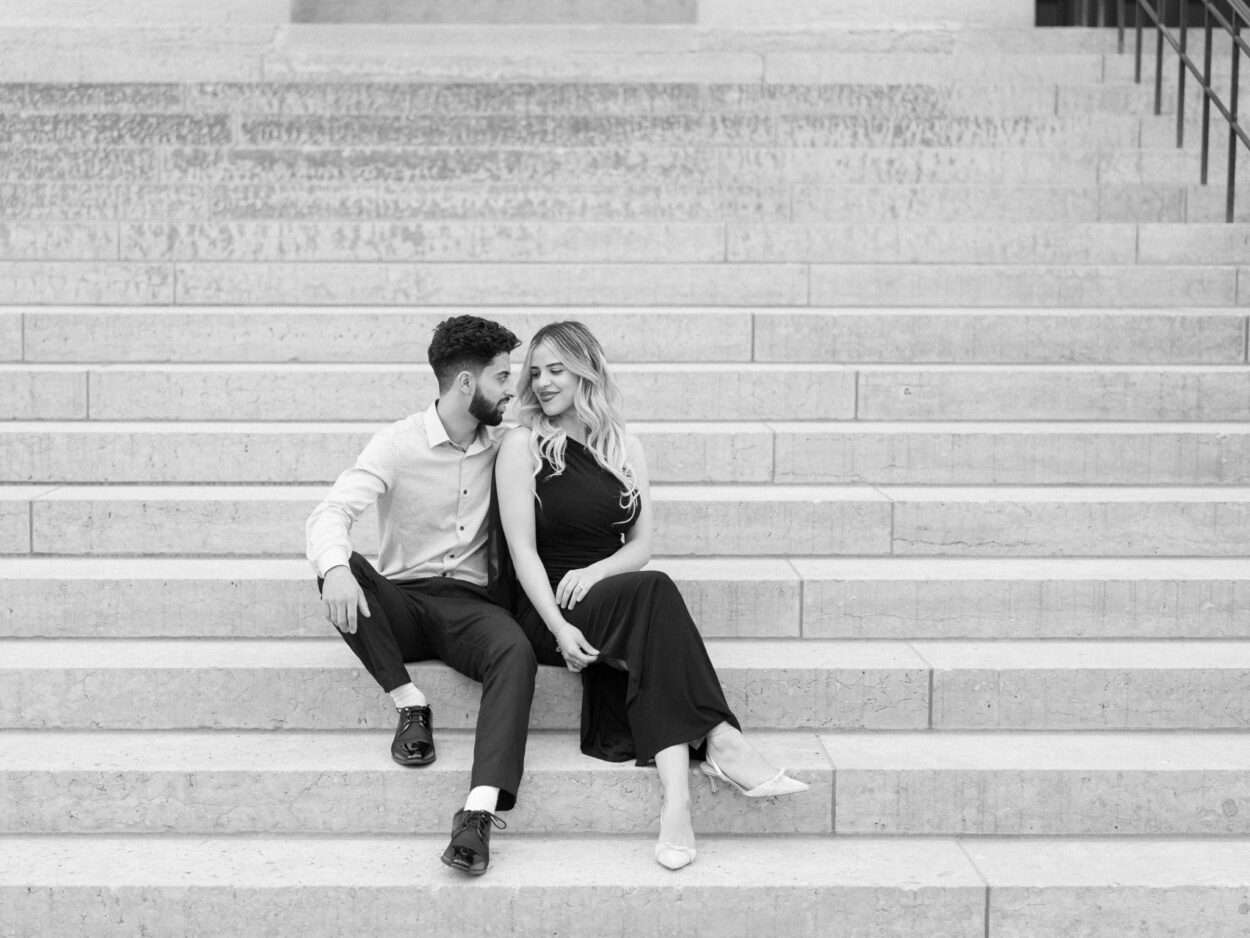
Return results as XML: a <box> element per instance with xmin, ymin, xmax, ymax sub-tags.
<box><xmin>555</xmin><ymin>565</ymin><xmax>605</xmax><ymax>610</ymax></box>
<box><xmin>552</xmin><ymin>620</ymin><xmax>599</xmax><ymax>672</ymax></box>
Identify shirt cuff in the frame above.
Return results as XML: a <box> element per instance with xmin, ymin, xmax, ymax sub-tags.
<box><xmin>315</xmin><ymin>549</ymin><xmax>351</xmax><ymax>579</ymax></box>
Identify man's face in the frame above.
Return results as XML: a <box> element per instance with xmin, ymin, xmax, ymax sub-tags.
<box><xmin>468</xmin><ymin>352</ymin><xmax>514</xmax><ymax>426</ymax></box>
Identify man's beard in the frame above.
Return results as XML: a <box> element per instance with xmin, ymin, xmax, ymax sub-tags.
<box><xmin>469</xmin><ymin>388</ymin><xmax>507</xmax><ymax>426</ymax></box>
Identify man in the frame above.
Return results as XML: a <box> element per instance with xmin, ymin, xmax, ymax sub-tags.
<box><xmin>306</xmin><ymin>315</ymin><xmax>530</xmax><ymax>876</ymax></box>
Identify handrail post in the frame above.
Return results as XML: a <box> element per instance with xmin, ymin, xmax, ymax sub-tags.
<box><xmin>1136</xmin><ymin>0</ymin><xmax>1144</xmax><ymax>82</ymax></box>
<box><xmin>1177</xmin><ymin>0</ymin><xmax>1188</xmax><ymax>147</ymax></box>
<box><xmin>1202</xmin><ymin>0</ymin><xmax>1214</xmax><ymax>184</ymax></box>
<box><xmin>1155</xmin><ymin>0</ymin><xmax>1166</xmax><ymax>115</ymax></box>
<box><xmin>1229</xmin><ymin>11</ymin><xmax>1242</xmax><ymax>221</ymax></box>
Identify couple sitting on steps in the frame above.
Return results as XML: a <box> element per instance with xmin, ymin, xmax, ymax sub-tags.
<box><xmin>305</xmin><ymin>315</ymin><xmax>808</xmax><ymax>876</ymax></box>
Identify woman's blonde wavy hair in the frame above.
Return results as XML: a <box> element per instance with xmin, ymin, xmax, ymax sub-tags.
<box><xmin>516</xmin><ymin>321</ymin><xmax>639</xmax><ymax>517</ymax></box>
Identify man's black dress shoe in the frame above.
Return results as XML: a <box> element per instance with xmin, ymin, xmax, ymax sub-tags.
<box><xmin>391</xmin><ymin>705</ymin><xmax>436</xmax><ymax>766</ymax></box>
<box><xmin>441</xmin><ymin>809</ymin><xmax>506</xmax><ymax>876</ymax></box>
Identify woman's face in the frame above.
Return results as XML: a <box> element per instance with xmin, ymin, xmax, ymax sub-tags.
<box><xmin>529</xmin><ymin>341</ymin><xmax>578</xmax><ymax>419</ymax></box>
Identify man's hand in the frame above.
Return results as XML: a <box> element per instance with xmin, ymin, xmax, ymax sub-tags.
<box><xmin>552</xmin><ymin>620</ymin><xmax>599</xmax><ymax>672</ymax></box>
<box><xmin>322</xmin><ymin>565</ymin><xmax>371</xmax><ymax>634</ymax></box>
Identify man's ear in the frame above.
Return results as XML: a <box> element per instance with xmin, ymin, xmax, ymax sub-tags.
<box><xmin>454</xmin><ymin>369</ymin><xmax>475</xmax><ymax>395</ymax></box>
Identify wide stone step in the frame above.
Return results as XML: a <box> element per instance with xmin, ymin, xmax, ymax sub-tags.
<box><xmin>0</xmin><ymin>483</ymin><xmax>892</xmax><ymax>557</ymax></box>
<box><xmin>9</xmin><ymin>146</ymin><xmax>1169</xmax><ymax>187</ymax></box>
<box><xmin>4</xmin><ymin>556</ymin><xmax>1248</xmax><ymax>641</ymax></box>
<box><xmin>6</xmin><ymin>220</ymin><xmax>1223</xmax><ymax>265</ymax></box>
<box><xmin>826</xmin><ymin>731</ymin><xmax>1250</xmax><ymax>835</ymax></box>
<box><xmin>14</xmin><ymin>363</ymin><xmax>1250</xmax><ymax>422</ymax></box>
<box><xmin>0</xmin><ymin>261</ymin><xmax>1222</xmax><ymax>307</ymax></box>
<box><xmin>0</xmin><ymin>113</ymin><xmax>1147</xmax><ymax>149</ymax></box>
<box><xmin>0</xmin><ymin>184</ymin><xmax>1202</xmax><ymax>224</ymax></box>
<box><xmin>9</xmin><ymin>363</ymin><xmax>860</xmax><ymax>421</ymax></box>
<box><xmin>7</xmin><ymin>484</ymin><xmax>1250</xmax><ymax>557</ymax></box>
<box><xmin>0</xmin><ymin>220</ymin><xmax>1212</xmax><ymax>264</ymax></box>
<box><xmin>2</xmin><ymin>835</ymin><xmax>1247</xmax><ymax>937</ymax></box>
<box><xmin>0</xmin><ymin>421</ymin><xmax>782</xmax><ymax>484</ymax></box>
<box><xmin>0</xmin><ymin>728</ymin><xmax>833</xmax><ymax>833</ymax></box>
<box><xmin>10</xmin><ymin>307</ymin><xmax>1243</xmax><ymax>365</ymax></box>
<box><xmin>5</xmin><ymin>638</ymin><xmax>1250</xmax><ymax>731</ymax></box>
<box><xmin>0</xmin><ymin>556</ymin><xmax>802</xmax><ymax>639</ymax></box>
<box><xmin>0</xmin><ymin>639</ymin><xmax>927</xmax><ymax>731</ymax></box>
<box><xmin>0</xmin><ymin>81</ymin><xmax>1086</xmax><ymax>117</ymax></box>
<box><xmin>9</xmin><ymin>422</ymin><xmax>1250</xmax><ymax>486</ymax></box>
<box><xmin>807</xmin><ymin>264</ymin><xmax>1243</xmax><ymax>307</ymax></box>
<box><xmin>0</xmin><ymin>25</ymin><xmax>1139</xmax><ymax>84</ymax></box>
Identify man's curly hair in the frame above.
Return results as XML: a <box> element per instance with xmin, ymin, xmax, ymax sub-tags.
<box><xmin>427</xmin><ymin>315</ymin><xmax>521</xmax><ymax>391</ymax></box>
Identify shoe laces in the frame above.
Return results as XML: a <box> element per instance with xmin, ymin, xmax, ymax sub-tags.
<box><xmin>397</xmin><ymin>706</ymin><xmax>430</xmax><ymax>730</ymax></box>
<box><xmin>456</xmin><ymin>810</ymin><xmax>507</xmax><ymax>839</ymax></box>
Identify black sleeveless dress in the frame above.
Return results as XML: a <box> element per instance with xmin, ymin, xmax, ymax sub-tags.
<box><xmin>515</xmin><ymin>437</ymin><xmax>740</xmax><ymax>765</ymax></box>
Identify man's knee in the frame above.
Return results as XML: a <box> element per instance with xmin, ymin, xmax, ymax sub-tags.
<box><xmin>487</xmin><ymin>627</ymin><xmax>538</xmax><ymax>682</ymax></box>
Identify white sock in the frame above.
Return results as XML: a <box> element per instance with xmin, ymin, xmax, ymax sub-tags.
<box><xmin>389</xmin><ymin>683</ymin><xmax>427</xmax><ymax>709</ymax></box>
<box><xmin>463</xmin><ymin>786</ymin><xmax>499</xmax><ymax>813</ymax></box>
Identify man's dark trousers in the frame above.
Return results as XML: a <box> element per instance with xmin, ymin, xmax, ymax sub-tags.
<box><xmin>325</xmin><ymin>551</ymin><xmax>535</xmax><ymax>812</ymax></box>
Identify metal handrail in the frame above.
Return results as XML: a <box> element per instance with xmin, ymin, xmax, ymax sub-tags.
<box><xmin>1110</xmin><ymin>0</ymin><xmax>1246</xmax><ymax>221</ymax></box>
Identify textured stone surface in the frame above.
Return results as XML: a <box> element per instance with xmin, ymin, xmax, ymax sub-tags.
<box><xmin>0</xmin><ymin>27</ymin><xmax>271</xmax><ymax>82</ymax></box>
<box><xmin>169</xmin><ymin>81</ymin><xmax>1062</xmax><ymax>117</ymax></box>
<box><xmin>773</xmin><ymin>424</ymin><xmax>1250</xmax><ymax>485</ymax></box>
<box><xmin>0</xmin><ymin>264</ymin><xmax>174</xmax><ymax>304</ymax></box>
<box><xmin>921</xmin><ymin>641</ymin><xmax>1250</xmax><ymax>730</ymax></box>
<box><xmin>889</xmin><ymin>487</ymin><xmax>1250</xmax><ymax>557</ymax></box>
<box><xmin>173</xmin><ymin>262</ymin><xmax>807</xmax><ymax>305</ymax></box>
<box><xmin>0</xmin><ymin>315</ymin><xmax>20</xmax><ymax>362</ymax></box>
<box><xmin>0</xmin><ymin>836</ymin><xmax>986</xmax><ymax>938</ymax></box>
<box><xmin>0</xmin><ymin>422</ymin><xmax>773</xmax><ymax>484</ymax></box>
<box><xmin>121</xmin><ymin>221</ymin><xmax>727</xmax><ymax>262</ymax></box>
<box><xmin>293</xmin><ymin>0</ymin><xmax>698</xmax><ymax>24</ymax></box>
<box><xmin>0</xmin><ymin>557</ymin><xmax>798</xmax><ymax>639</ymax></box>
<box><xmin>0</xmin><ymin>368</ymin><xmax>87</xmax><ymax>419</ymax></box>
<box><xmin>0</xmin><ymin>501</ymin><xmax>31</xmax><ymax>555</ymax></box>
<box><xmin>763</xmin><ymin>52</ymin><xmax>1104</xmax><ymax>84</ymax></box>
<box><xmin>974</xmin><ymin>840</ymin><xmax>1250</xmax><ymax>938</ymax></box>
<box><xmin>234</xmin><ymin>112</ymin><xmax>1142</xmax><ymax>149</ymax></box>
<box><xmin>0</xmin><ymin>114</ymin><xmax>231</xmax><ymax>147</ymax></box>
<box><xmin>753</xmin><ymin>310</ymin><xmax>1246</xmax><ymax>363</ymax></box>
<box><xmin>730</xmin><ymin>223</ymin><xmax>1137</xmax><ymax>264</ymax></box>
<box><xmin>710</xmin><ymin>640</ymin><xmax>929</xmax><ymax>729</ymax></box>
<box><xmin>4</xmin><ymin>183</ymin><xmax>793</xmax><ymax>223</ymax></box>
<box><xmin>0</xmin><ymin>730</ymin><xmax>832</xmax><ymax>833</ymax></box>
<box><xmin>0</xmin><ymin>143</ymin><xmax>159</xmax><ymax>178</ymax></box>
<box><xmin>85</xmin><ymin>364</ymin><xmax>853</xmax><ymax>421</ymax></box>
<box><xmin>0</xmin><ymin>223</ymin><xmax>119</xmax><ymax>260</ymax></box>
<box><xmin>1140</xmin><ymin>224</ymin><xmax>1250</xmax><ymax>264</ymax></box>
<box><xmin>25</xmin><ymin>308</ymin><xmax>754</xmax><ymax>363</ymax></box>
<box><xmin>795</xmin><ymin>558</ymin><xmax>1250</xmax><ymax>639</ymax></box>
<box><xmin>0</xmin><ymin>639</ymin><xmax>923</xmax><ymax>729</ymax></box>
<box><xmin>809</xmin><ymin>265</ymin><xmax>1239</xmax><ymax>307</ymax></box>
<box><xmin>857</xmin><ymin>367</ymin><xmax>1250</xmax><ymax>421</ymax></box>
<box><xmin>793</xmin><ymin>187</ymin><xmax>1111</xmax><ymax>224</ymax></box>
<box><xmin>827</xmin><ymin>732</ymin><xmax>1250</xmax><ymax>834</ymax></box>
<box><xmin>652</xmin><ymin>486</ymin><xmax>891</xmax><ymax>556</ymax></box>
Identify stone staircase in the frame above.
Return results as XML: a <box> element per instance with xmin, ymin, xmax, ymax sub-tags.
<box><xmin>2</xmin><ymin>21</ymin><xmax>1250</xmax><ymax>937</ymax></box>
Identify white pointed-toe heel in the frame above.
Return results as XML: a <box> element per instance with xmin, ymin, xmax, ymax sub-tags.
<box><xmin>700</xmin><ymin>756</ymin><xmax>809</xmax><ymax>798</ymax></box>
<box><xmin>654</xmin><ymin>841</ymin><xmax>697</xmax><ymax>871</ymax></box>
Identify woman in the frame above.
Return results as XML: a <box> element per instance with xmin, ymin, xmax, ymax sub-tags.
<box><xmin>495</xmin><ymin>321</ymin><xmax>807</xmax><ymax>871</ymax></box>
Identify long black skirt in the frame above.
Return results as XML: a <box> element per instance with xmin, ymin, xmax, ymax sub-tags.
<box><xmin>516</xmin><ymin>569</ymin><xmax>740</xmax><ymax>765</ymax></box>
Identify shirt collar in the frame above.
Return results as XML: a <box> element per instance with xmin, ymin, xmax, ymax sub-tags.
<box><xmin>423</xmin><ymin>401</ymin><xmax>488</xmax><ymax>453</ymax></box>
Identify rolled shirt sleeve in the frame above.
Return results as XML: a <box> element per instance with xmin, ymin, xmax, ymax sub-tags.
<box><xmin>305</xmin><ymin>429</ymin><xmax>397</xmax><ymax>577</ymax></box>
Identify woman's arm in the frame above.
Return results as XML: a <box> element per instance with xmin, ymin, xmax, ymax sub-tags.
<box><xmin>494</xmin><ymin>427</ymin><xmax>599</xmax><ymax>669</ymax></box>
<box><xmin>553</xmin><ymin>433</ymin><xmax>653</xmax><ymax>610</ymax></box>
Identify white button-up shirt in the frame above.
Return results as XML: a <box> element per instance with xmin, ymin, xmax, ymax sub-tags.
<box><xmin>305</xmin><ymin>402</ymin><xmax>504</xmax><ymax>585</ymax></box>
